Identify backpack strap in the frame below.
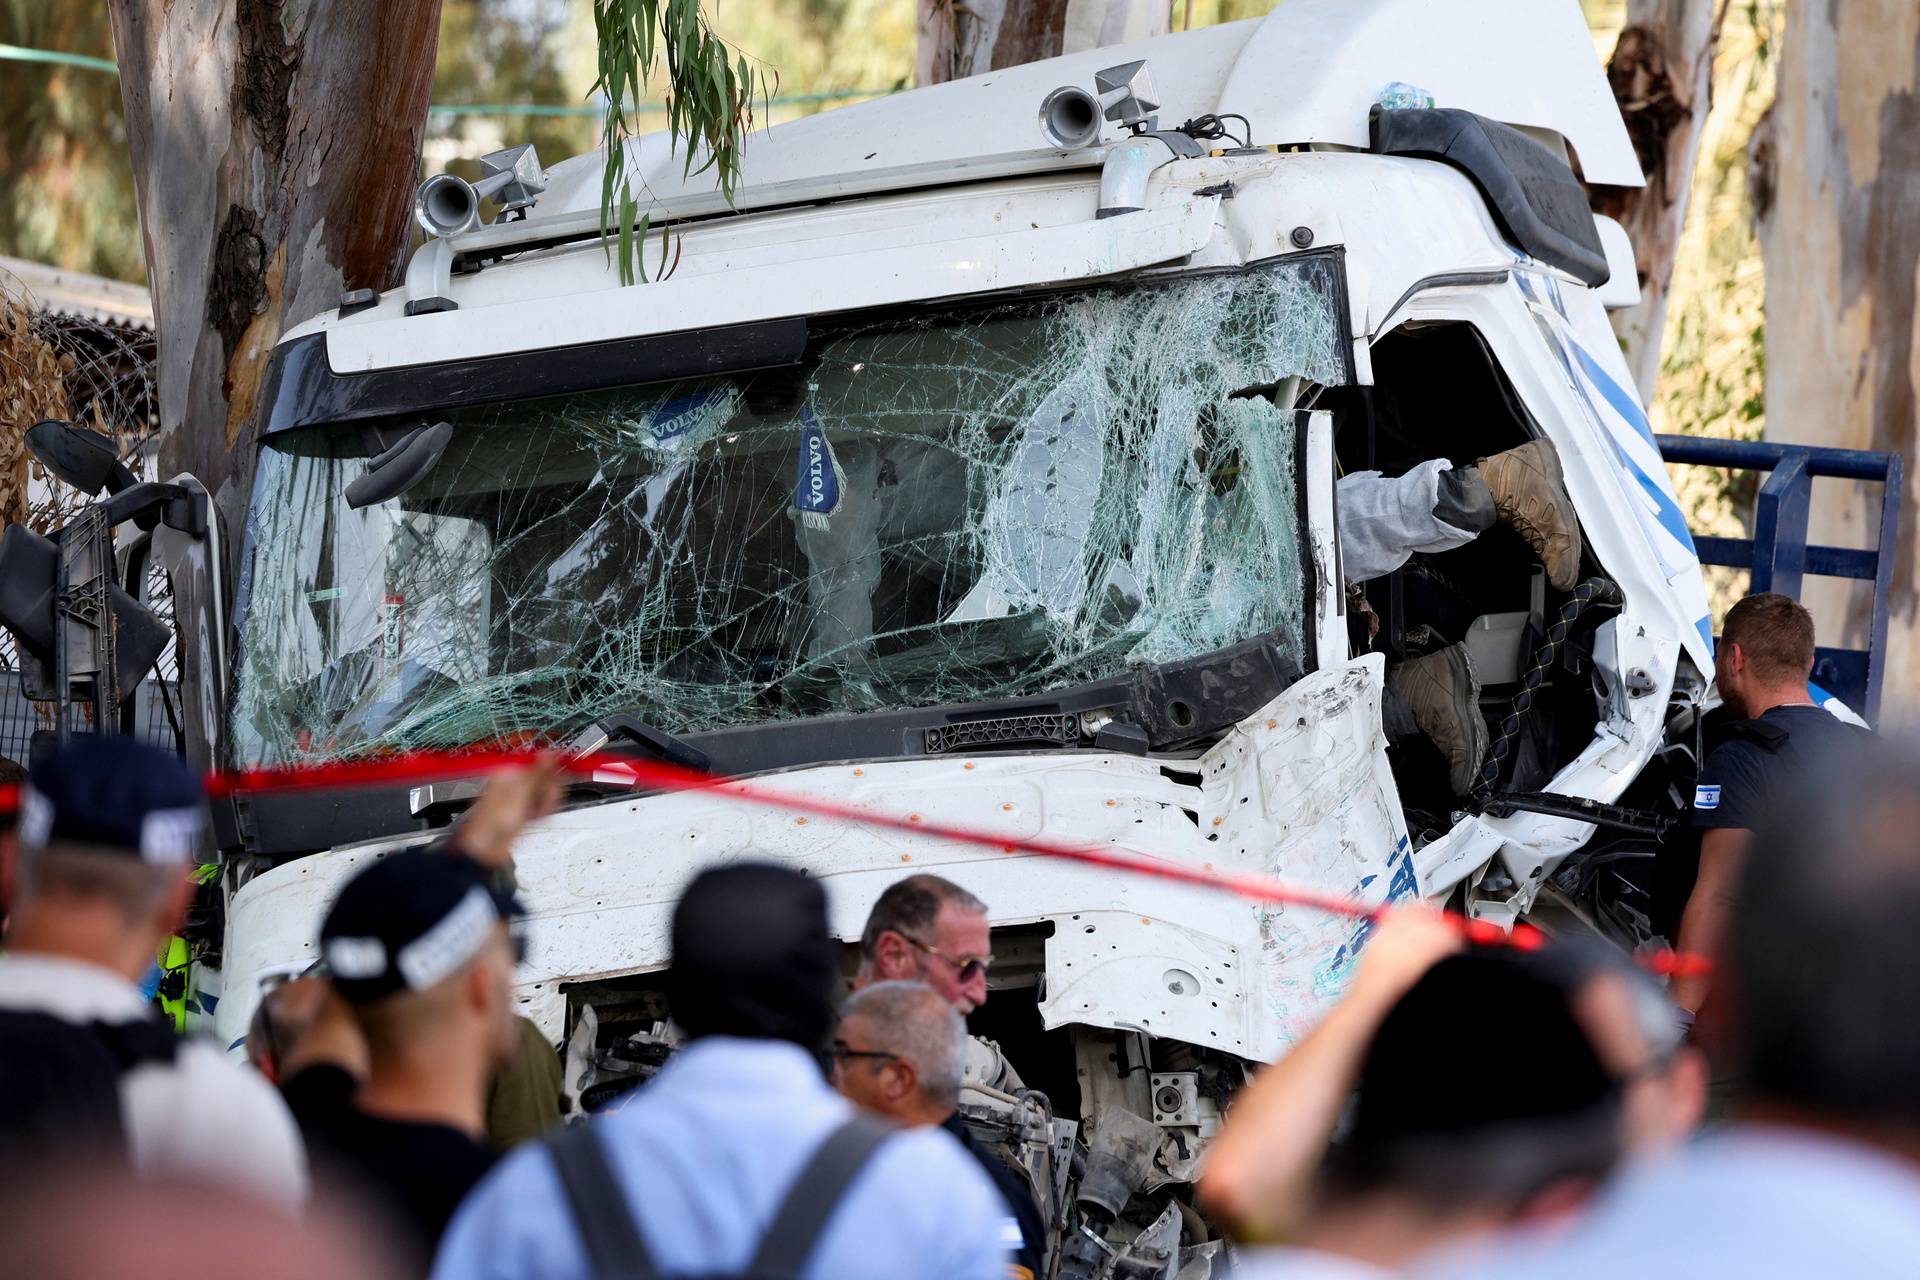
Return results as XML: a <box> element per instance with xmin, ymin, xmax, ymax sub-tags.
<box><xmin>546</xmin><ymin>1122</ymin><xmax>662</xmax><ymax>1280</ymax></box>
<box><xmin>93</xmin><ymin>1015</ymin><xmax>181</xmax><ymax>1071</ymax></box>
<box><xmin>744</xmin><ymin>1116</ymin><xmax>894</xmax><ymax>1280</ymax></box>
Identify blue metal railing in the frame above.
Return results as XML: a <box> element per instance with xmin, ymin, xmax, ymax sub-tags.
<box><xmin>1656</xmin><ymin>434</ymin><xmax>1902</xmax><ymax>724</ymax></box>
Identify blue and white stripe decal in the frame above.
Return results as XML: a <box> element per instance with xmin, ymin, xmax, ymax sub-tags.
<box><xmin>1514</xmin><ymin>271</ymin><xmax>1715</xmax><ymax>659</ymax></box>
<box><xmin>1324</xmin><ymin>834</ymin><xmax>1418</xmax><ymax>975</ymax></box>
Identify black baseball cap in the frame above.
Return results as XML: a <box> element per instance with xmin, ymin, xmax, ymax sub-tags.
<box><xmin>1520</xmin><ymin>934</ymin><xmax>1688</xmax><ymax>1065</ymax></box>
<box><xmin>1343</xmin><ymin>949</ymin><xmax>1618</xmax><ymax>1149</ymax></box>
<box><xmin>320</xmin><ymin>849</ymin><xmax>524</xmax><ymax>1005</ymax></box>
<box><xmin>21</xmin><ymin>734</ymin><xmax>206</xmax><ymax>864</ymax></box>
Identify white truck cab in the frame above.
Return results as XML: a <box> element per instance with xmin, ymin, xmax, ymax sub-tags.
<box><xmin>155</xmin><ymin>0</ymin><xmax>1735</xmax><ymax>1271</ymax></box>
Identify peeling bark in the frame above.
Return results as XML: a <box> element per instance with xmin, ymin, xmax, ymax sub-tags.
<box><xmin>918</xmin><ymin>0</ymin><xmax>1164</xmax><ymax>85</ymax></box>
<box><xmin>1759</xmin><ymin>0</ymin><xmax>1920</xmax><ymax>717</ymax></box>
<box><xmin>108</xmin><ymin>0</ymin><xmax>443</xmax><ymax>762</ymax></box>
<box><xmin>206</xmin><ymin>207</ymin><xmax>270</xmax><ymax>369</ymax></box>
<box><xmin>1594</xmin><ymin>0</ymin><xmax>1729</xmax><ymax>401</ymax></box>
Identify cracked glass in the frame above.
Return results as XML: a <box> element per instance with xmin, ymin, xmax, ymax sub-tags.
<box><xmin>230</xmin><ymin>255</ymin><xmax>1348</xmax><ymax>766</ymax></box>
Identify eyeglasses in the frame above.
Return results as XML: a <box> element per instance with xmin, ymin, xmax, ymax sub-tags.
<box><xmin>826</xmin><ymin>1040</ymin><xmax>900</xmax><ymax>1069</ymax></box>
<box><xmin>902</xmin><ymin>934</ymin><xmax>991</xmax><ymax>984</ymax></box>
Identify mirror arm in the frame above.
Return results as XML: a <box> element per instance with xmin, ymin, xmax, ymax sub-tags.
<box><xmin>97</xmin><ymin>482</ymin><xmax>206</xmax><ymax>537</ymax></box>
<box><xmin>161</xmin><ymin>486</ymin><xmax>208</xmax><ymax>537</ymax></box>
<box><xmin>102</xmin><ymin>459</ymin><xmax>140</xmax><ymax>496</ymax></box>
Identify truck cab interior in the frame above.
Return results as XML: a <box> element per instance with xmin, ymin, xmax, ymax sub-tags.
<box><xmin>1333</xmin><ymin>319</ymin><xmax>1612</xmax><ymax>846</ymax></box>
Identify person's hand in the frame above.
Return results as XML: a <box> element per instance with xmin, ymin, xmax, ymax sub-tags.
<box><xmin>447</xmin><ymin>754</ymin><xmax>566</xmax><ymax>870</ymax></box>
<box><xmin>1350</xmin><ymin>905</ymin><xmax>1462</xmax><ymax>1008</ymax></box>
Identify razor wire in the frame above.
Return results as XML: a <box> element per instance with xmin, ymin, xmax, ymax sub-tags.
<box><xmin>0</xmin><ymin>267</ymin><xmax>175</xmax><ymax>757</ymax></box>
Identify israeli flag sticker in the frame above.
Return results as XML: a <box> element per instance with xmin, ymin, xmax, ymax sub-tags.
<box><xmin>792</xmin><ymin>406</ymin><xmax>845</xmax><ymax>530</ymax></box>
<box><xmin>1694</xmin><ymin>784</ymin><xmax>1721</xmax><ymax>811</ymax></box>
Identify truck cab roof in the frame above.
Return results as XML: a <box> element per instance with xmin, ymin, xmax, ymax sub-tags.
<box><xmin>277</xmin><ymin>0</ymin><xmax>1639</xmax><ymax>364</ymax></box>
<box><xmin>490</xmin><ymin>0</ymin><xmax>1642</xmax><ymax>246</ymax></box>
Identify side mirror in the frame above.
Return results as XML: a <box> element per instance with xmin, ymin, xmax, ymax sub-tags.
<box><xmin>0</xmin><ymin>524</ymin><xmax>172</xmax><ymax>699</ymax></box>
<box><xmin>345</xmin><ymin>422</ymin><xmax>454</xmax><ymax>510</ymax></box>
<box><xmin>26</xmin><ymin>420</ymin><xmax>137</xmax><ymax>497</ymax></box>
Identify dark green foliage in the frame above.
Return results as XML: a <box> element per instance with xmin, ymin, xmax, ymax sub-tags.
<box><xmin>593</xmin><ymin>0</ymin><xmax>771</xmax><ymax>284</ymax></box>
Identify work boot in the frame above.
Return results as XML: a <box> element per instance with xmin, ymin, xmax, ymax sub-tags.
<box><xmin>1394</xmin><ymin>642</ymin><xmax>1487</xmax><ymax>796</ymax></box>
<box><xmin>1477</xmin><ymin>439</ymin><xmax>1583</xmax><ymax>591</ymax></box>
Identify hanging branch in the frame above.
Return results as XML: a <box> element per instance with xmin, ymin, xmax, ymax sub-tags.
<box><xmin>593</xmin><ymin>0</ymin><xmax>771</xmax><ymax>285</ymax></box>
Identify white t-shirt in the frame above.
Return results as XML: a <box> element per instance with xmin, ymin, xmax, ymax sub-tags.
<box><xmin>0</xmin><ymin>952</ymin><xmax>308</xmax><ymax>1208</ymax></box>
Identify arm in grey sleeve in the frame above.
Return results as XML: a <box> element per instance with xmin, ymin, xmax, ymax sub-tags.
<box><xmin>1336</xmin><ymin>458</ymin><xmax>1486</xmax><ymax>584</ymax></box>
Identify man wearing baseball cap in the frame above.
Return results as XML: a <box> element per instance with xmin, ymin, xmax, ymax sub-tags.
<box><xmin>0</xmin><ymin>735</ymin><xmax>307</xmax><ymax>1206</ymax></box>
<box><xmin>1202</xmin><ymin>913</ymin><xmax>1627</xmax><ymax>1276</ymax></box>
<box><xmin>279</xmin><ymin>847</ymin><xmax>526</xmax><ymax>1256</ymax></box>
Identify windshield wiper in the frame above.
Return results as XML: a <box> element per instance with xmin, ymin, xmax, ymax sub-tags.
<box><xmin>568</xmin><ymin>713</ymin><xmax>712</xmax><ymax>773</ymax></box>
<box><xmin>407</xmin><ymin>713</ymin><xmax>709</xmax><ymax>822</ymax></box>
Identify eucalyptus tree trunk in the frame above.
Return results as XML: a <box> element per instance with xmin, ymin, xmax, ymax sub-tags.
<box><xmin>108</xmin><ymin>0</ymin><xmax>443</xmax><ymax>760</ymax></box>
<box><xmin>1594</xmin><ymin>0</ymin><xmax>1728</xmax><ymax>402</ymax></box>
<box><xmin>917</xmin><ymin>0</ymin><xmax>1166</xmax><ymax>85</ymax></box>
<box><xmin>1753</xmin><ymin>0</ymin><xmax>1920</xmax><ymax>716</ymax></box>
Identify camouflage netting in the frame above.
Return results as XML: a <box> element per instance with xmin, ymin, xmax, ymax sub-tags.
<box><xmin>231</xmin><ymin>257</ymin><xmax>1347</xmax><ymax>765</ymax></box>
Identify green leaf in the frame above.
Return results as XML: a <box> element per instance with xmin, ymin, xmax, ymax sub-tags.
<box><xmin>593</xmin><ymin>0</ymin><xmax>763</xmax><ymax>284</ymax></box>
<box><xmin>618</xmin><ymin>190</ymin><xmax>640</xmax><ymax>286</ymax></box>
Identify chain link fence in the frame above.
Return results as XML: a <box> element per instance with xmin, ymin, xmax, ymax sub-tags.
<box><xmin>0</xmin><ymin>266</ymin><xmax>180</xmax><ymax>764</ymax></box>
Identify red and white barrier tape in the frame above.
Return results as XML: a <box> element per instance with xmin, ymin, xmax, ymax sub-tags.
<box><xmin>0</xmin><ymin>747</ymin><xmax>1710</xmax><ymax>977</ymax></box>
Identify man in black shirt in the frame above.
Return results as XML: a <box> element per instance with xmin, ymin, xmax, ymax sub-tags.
<box><xmin>280</xmin><ymin>849</ymin><xmax>524</xmax><ymax>1260</ymax></box>
<box><xmin>1673</xmin><ymin>593</ymin><xmax>1869</xmax><ymax>1014</ymax></box>
<box><xmin>833</xmin><ymin>980</ymin><xmax>1045</xmax><ymax>1279</ymax></box>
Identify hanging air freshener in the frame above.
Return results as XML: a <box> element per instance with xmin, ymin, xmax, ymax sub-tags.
<box><xmin>641</xmin><ymin>385</ymin><xmax>738</xmax><ymax>451</ymax></box>
<box><xmin>792</xmin><ymin>405</ymin><xmax>846</xmax><ymax>530</ymax></box>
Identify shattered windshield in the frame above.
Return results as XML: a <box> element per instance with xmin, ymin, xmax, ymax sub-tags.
<box><xmin>230</xmin><ymin>255</ymin><xmax>1347</xmax><ymax>766</ymax></box>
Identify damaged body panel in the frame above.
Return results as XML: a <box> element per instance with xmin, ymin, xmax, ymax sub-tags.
<box><xmin>219</xmin><ymin>657</ymin><xmax>1410</xmax><ymax>1055</ymax></box>
<box><xmin>216</xmin><ymin>655</ymin><xmax>1413</xmax><ymax>1273</ymax></box>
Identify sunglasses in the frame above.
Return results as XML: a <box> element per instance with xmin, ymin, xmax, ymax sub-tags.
<box><xmin>902</xmin><ymin>934</ymin><xmax>991</xmax><ymax>984</ymax></box>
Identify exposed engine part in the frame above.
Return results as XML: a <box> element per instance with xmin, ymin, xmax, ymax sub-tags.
<box><xmin>962</xmin><ymin>1034</ymin><xmax>1027</xmax><ymax>1095</ymax></box>
<box><xmin>562</xmin><ymin>980</ymin><xmax>686</xmax><ymax>1112</ymax></box>
<box><xmin>1061</xmin><ymin>1220</ymin><xmax>1120</xmax><ymax>1278</ymax></box>
<box><xmin>573</xmin><ymin>1019</ymin><xmax>679</xmax><ymax>1111</ymax></box>
<box><xmin>1148</xmin><ymin>1073</ymin><xmax>1215</xmax><ymax>1134</ymax></box>
<box><xmin>1076</xmin><ymin>1107</ymin><xmax>1165</xmax><ymax>1222</ymax></box>
<box><xmin>1147</xmin><ymin>1070</ymin><xmax>1225</xmax><ymax>1183</ymax></box>
<box><xmin>956</xmin><ymin>1086</ymin><xmax>1079</xmax><ymax>1265</ymax></box>
<box><xmin>1112</xmin><ymin>1199</ymin><xmax>1182</xmax><ymax>1278</ymax></box>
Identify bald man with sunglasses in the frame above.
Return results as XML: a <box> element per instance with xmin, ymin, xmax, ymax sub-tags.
<box><xmin>854</xmin><ymin>876</ymin><xmax>1032</xmax><ymax>1119</ymax></box>
<box><xmin>855</xmin><ymin>875</ymin><xmax>993</xmax><ymax>1013</ymax></box>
